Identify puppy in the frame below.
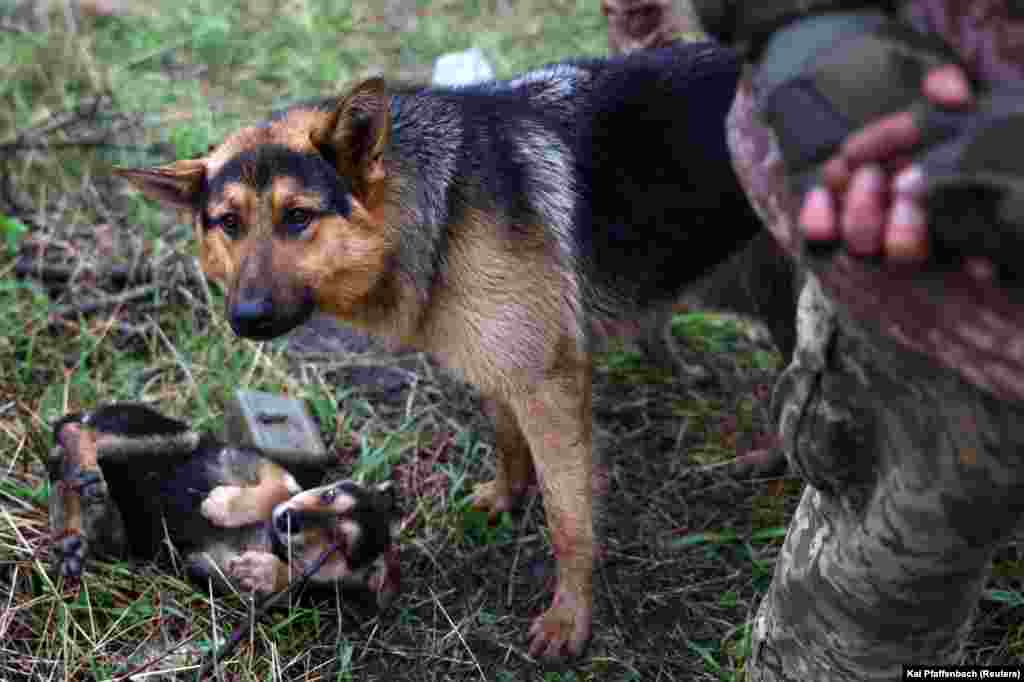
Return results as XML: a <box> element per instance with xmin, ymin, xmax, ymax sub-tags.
<box><xmin>49</xmin><ymin>403</ymin><xmax>399</xmax><ymax>604</ymax></box>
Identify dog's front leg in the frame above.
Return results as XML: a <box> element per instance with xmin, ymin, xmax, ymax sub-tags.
<box><xmin>201</xmin><ymin>462</ymin><xmax>302</xmax><ymax>528</ymax></box>
<box><xmin>509</xmin><ymin>348</ymin><xmax>594</xmax><ymax>660</ymax></box>
<box><xmin>472</xmin><ymin>396</ymin><xmax>535</xmax><ymax>517</ymax></box>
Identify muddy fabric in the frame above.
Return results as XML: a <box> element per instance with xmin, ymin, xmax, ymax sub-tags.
<box><xmin>609</xmin><ymin>5</ymin><xmax>1024</xmax><ymax>675</ymax></box>
<box><xmin>761</xmin><ymin>274</ymin><xmax>1024</xmax><ymax>679</ymax></box>
<box><xmin>918</xmin><ymin>89</ymin><xmax>1024</xmax><ymax>284</ymax></box>
<box><xmin>757</xmin><ymin>10</ymin><xmax>957</xmax><ymax>195</ymax></box>
<box><xmin>691</xmin><ymin>0</ymin><xmax>897</xmax><ymax>56</ymax></box>
<box><xmin>722</xmin><ymin>1</ymin><xmax>1024</xmax><ymax>401</ymax></box>
<box><xmin>905</xmin><ymin>0</ymin><xmax>1024</xmax><ymax>82</ymax></box>
<box><xmin>705</xmin><ymin>0</ymin><xmax>1024</xmax><ymax>679</ymax></box>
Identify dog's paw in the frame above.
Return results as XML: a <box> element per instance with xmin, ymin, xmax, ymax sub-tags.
<box><xmin>227</xmin><ymin>552</ymin><xmax>282</xmax><ymax>594</ymax></box>
<box><xmin>200</xmin><ymin>486</ymin><xmax>247</xmax><ymax>527</ymax></box>
<box><xmin>470</xmin><ymin>479</ymin><xmax>523</xmax><ymax>519</ymax></box>
<box><xmin>527</xmin><ymin>587</ymin><xmax>592</xmax><ymax>660</ymax></box>
<box><xmin>54</xmin><ymin>532</ymin><xmax>88</xmax><ymax>579</ymax></box>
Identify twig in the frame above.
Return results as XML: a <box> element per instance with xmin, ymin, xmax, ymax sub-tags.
<box><xmin>506</xmin><ymin>492</ymin><xmax>540</xmax><ymax>608</ymax></box>
<box><xmin>151</xmin><ymin>316</ymin><xmax>204</xmax><ymax>408</ymax></box>
<box><xmin>209</xmin><ymin>580</ymin><xmax>222</xmax><ymax>682</ymax></box>
<box><xmin>430</xmin><ymin>588</ymin><xmax>487</xmax><ymax>682</ymax></box>
<box><xmin>194</xmin><ymin>542</ymin><xmax>346</xmax><ymax>681</ymax></box>
<box><xmin>109</xmin><ymin>632</ymin><xmax>202</xmax><ymax>682</ymax></box>
<box><xmin>16</xmin><ymin>258</ymin><xmax>152</xmax><ymax>286</ymax></box>
<box><xmin>50</xmin><ymin>284</ymin><xmax>159</xmax><ymax>319</ymax></box>
<box><xmin>0</xmin><ymin>140</ymin><xmax>154</xmax><ymax>153</ymax></box>
<box><xmin>0</xmin><ymin>162</ymin><xmax>27</xmax><ymax>216</ymax></box>
<box><xmin>187</xmin><ymin>256</ymin><xmax>214</xmax><ymax>311</ymax></box>
<box><xmin>0</xmin><ymin>19</ymin><xmax>30</xmax><ymax>34</ymax></box>
<box><xmin>117</xmin><ymin>37</ymin><xmax>194</xmax><ymax>72</ymax></box>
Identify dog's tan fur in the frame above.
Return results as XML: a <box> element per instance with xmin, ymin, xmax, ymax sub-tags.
<box><xmin>117</xmin><ymin>78</ymin><xmax>599</xmax><ymax>658</ymax></box>
<box><xmin>116</xmin><ymin>39</ymin><xmax>760</xmax><ymax>654</ymax></box>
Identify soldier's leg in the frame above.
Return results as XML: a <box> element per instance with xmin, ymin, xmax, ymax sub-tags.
<box><xmin>749</xmin><ymin>276</ymin><xmax>1024</xmax><ymax>680</ymax></box>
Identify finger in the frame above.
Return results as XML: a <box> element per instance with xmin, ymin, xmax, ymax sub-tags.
<box><xmin>892</xmin><ymin>164</ymin><xmax>925</xmax><ymax>198</ymax></box>
<box><xmin>923</xmin><ymin>64</ymin><xmax>973</xmax><ymax>108</ymax></box>
<box><xmin>822</xmin><ymin>156</ymin><xmax>851</xmax><ymax>193</ymax></box>
<box><xmin>842</xmin><ymin>110</ymin><xmax>920</xmax><ymax>166</ymax></box>
<box><xmin>884</xmin><ymin>198</ymin><xmax>929</xmax><ymax>263</ymax></box>
<box><xmin>841</xmin><ymin>165</ymin><xmax>887</xmax><ymax>256</ymax></box>
<box><xmin>799</xmin><ymin>186</ymin><xmax>840</xmax><ymax>242</ymax></box>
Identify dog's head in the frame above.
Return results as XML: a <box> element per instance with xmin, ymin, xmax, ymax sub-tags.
<box><xmin>269</xmin><ymin>479</ymin><xmax>400</xmax><ymax>607</ymax></box>
<box><xmin>116</xmin><ymin>78</ymin><xmax>395</xmax><ymax>340</ymax></box>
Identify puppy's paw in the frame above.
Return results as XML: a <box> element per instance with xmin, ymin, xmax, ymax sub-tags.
<box><xmin>527</xmin><ymin>587</ymin><xmax>592</xmax><ymax>661</ymax></box>
<box><xmin>200</xmin><ymin>486</ymin><xmax>247</xmax><ymax>527</ymax></box>
<box><xmin>54</xmin><ymin>532</ymin><xmax>88</xmax><ymax>579</ymax></box>
<box><xmin>227</xmin><ymin>551</ymin><xmax>283</xmax><ymax>594</ymax></box>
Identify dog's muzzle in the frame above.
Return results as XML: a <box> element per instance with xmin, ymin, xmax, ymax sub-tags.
<box><xmin>228</xmin><ymin>289</ymin><xmax>314</xmax><ymax>340</ymax></box>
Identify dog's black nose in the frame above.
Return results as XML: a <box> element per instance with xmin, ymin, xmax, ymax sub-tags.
<box><xmin>274</xmin><ymin>508</ymin><xmax>301</xmax><ymax>535</ymax></box>
<box><xmin>229</xmin><ymin>295</ymin><xmax>275</xmax><ymax>338</ymax></box>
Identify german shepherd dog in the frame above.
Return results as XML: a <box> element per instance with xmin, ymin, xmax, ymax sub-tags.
<box><xmin>116</xmin><ymin>42</ymin><xmax>761</xmax><ymax>658</ymax></box>
<box><xmin>49</xmin><ymin>404</ymin><xmax>400</xmax><ymax>605</ymax></box>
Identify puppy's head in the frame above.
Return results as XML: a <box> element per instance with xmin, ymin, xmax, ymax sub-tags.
<box><xmin>115</xmin><ymin>78</ymin><xmax>395</xmax><ymax>340</ymax></box>
<box><xmin>269</xmin><ymin>479</ymin><xmax>400</xmax><ymax>606</ymax></box>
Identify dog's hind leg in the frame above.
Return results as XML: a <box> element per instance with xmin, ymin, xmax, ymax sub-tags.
<box><xmin>49</xmin><ymin>422</ymin><xmax>125</xmax><ymax>578</ymax></box>
<box><xmin>471</xmin><ymin>396</ymin><xmax>536</xmax><ymax>517</ymax></box>
<box><xmin>508</xmin><ymin>339</ymin><xmax>595</xmax><ymax>660</ymax></box>
<box><xmin>184</xmin><ymin>546</ymin><xmax>289</xmax><ymax>596</ymax></box>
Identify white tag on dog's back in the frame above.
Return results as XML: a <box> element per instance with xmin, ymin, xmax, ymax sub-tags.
<box><xmin>432</xmin><ymin>48</ymin><xmax>495</xmax><ymax>87</ymax></box>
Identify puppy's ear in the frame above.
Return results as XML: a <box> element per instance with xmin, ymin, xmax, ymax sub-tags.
<box><xmin>310</xmin><ymin>77</ymin><xmax>390</xmax><ymax>199</ymax></box>
<box><xmin>114</xmin><ymin>159</ymin><xmax>206</xmax><ymax>211</ymax></box>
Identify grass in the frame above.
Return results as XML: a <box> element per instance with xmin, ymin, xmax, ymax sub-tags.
<box><xmin>1</xmin><ymin>0</ymin><xmax>1022</xmax><ymax>680</ymax></box>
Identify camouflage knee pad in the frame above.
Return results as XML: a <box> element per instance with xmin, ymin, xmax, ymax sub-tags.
<box><xmin>692</xmin><ymin>0</ymin><xmax>895</xmax><ymax>57</ymax></box>
<box><xmin>752</xmin><ymin>10</ymin><xmax>958</xmax><ymax>194</ymax></box>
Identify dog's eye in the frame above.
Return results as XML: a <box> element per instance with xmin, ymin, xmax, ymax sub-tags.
<box><xmin>320</xmin><ymin>487</ymin><xmax>338</xmax><ymax>505</ymax></box>
<box><xmin>282</xmin><ymin>207</ymin><xmax>314</xmax><ymax>235</ymax></box>
<box><xmin>215</xmin><ymin>213</ymin><xmax>242</xmax><ymax>239</ymax></box>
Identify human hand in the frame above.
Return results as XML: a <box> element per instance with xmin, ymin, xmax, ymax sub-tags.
<box><xmin>799</xmin><ymin>64</ymin><xmax>978</xmax><ymax>268</ymax></box>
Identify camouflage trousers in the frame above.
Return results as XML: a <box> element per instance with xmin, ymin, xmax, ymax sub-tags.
<box><xmin>603</xmin><ymin>1</ymin><xmax>1024</xmax><ymax>676</ymax></box>
<box><xmin>728</xmin><ymin>75</ymin><xmax>1024</xmax><ymax>680</ymax></box>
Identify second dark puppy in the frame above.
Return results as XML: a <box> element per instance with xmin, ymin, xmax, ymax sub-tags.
<box><xmin>49</xmin><ymin>403</ymin><xmax>399</xmax><ymax>605</ymax></box>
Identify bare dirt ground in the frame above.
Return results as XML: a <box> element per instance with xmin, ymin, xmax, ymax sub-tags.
<box><xmin>280</xmin><ymin>309</ymin><xmax>790</xmax><ymax>680</ymax></box>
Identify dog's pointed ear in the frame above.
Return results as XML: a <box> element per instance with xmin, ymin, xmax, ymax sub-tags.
<box><xmin>311</xmin><ymin>77</ymin><xmax>390</xmax><ymax>196</ymax></box>
<box><xmin>114</xmin><ymin>159</ymin><xmax>206</xmax><ymax>211</ymax></box>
